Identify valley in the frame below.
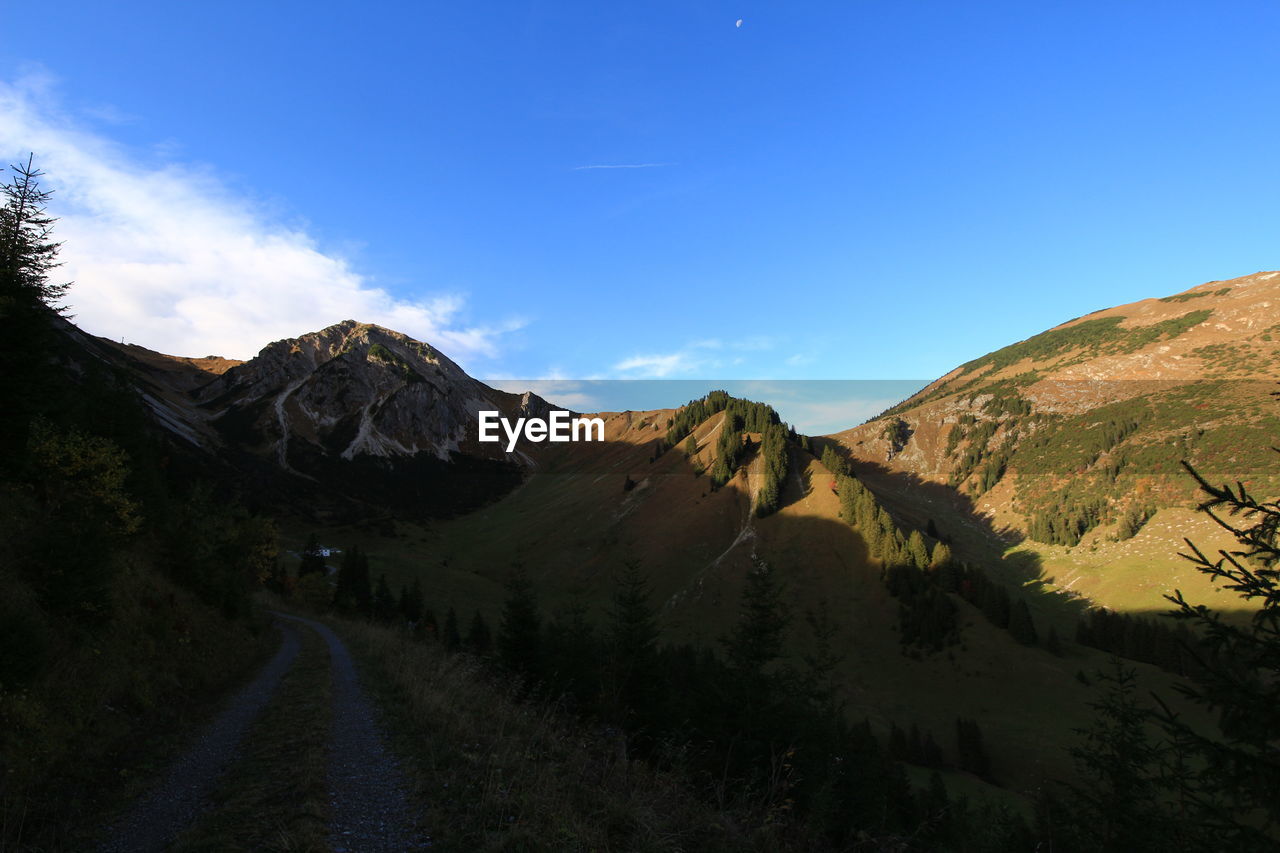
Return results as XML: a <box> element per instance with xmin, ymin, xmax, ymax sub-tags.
<box><xmin>5</xmin><ymin>265</ymin><xmax>1278</xmax><ymax>851</ymax></box>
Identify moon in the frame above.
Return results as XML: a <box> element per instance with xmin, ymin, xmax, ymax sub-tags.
<box><xmin>735</xmin><ymin>19</ymin><xmax>743</xmax><ymax>28</ymax></box>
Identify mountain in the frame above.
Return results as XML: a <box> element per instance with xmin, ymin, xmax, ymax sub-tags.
<box><xmin>827</xmin><ymin>270</ymin><xmax>1280</xmax><ymax>611</ymax></box>
<box><xmin>56</xmin><ymin>273</ymin><xmax>1270</xmax><ymax>796</ymax></box>
<box><xmin>94</xmin><ymin>319</ymin><xmax>555</xmax><ymax>518</ymax></box>
<box><xmin>18</xmin><ymin>273</ymin><xmax>1270</xmax><ymax>843</ymax></box>
<box><xmin>320</xmin><ymin>273</ymin><xmax>1272</xmax><ymax>797</ymax></box>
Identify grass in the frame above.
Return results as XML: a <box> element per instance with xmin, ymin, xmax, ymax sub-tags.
<box><xmin>956</xmin><ymin>309</ymin><xmax>1212</xmax><ymax>378</ymax></box>
<box><xmin>270</xmin><ymin>407</ymin><xmax>1242</xmax><ymax>821</ymax></box>
<box><xmin>172</xmin><ymin>625</ymin><xmax>331</xmax><ymax>853</ymax></box>
<box><xmin>278</xmin><ymin>448</ymin><xmax>1112</xmax><ymax>798</ymax></box>
<box><xmin>332</xmin><ymin>612</ymin><xmax>810</xmax><ymax>852</ymax></box>
<box><xmin>0</xmin><ymin>555</ymin><xmax>276</xmax><ymax>851</ymax></box>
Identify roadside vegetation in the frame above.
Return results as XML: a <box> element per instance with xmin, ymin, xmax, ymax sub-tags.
<box><xmin>0</xmin><ymin>157</ymin><xmax>276</xmax><ymax>850</ymax></box>
<box><xmin>265</xmin><ymin>435</ymin><xmax>1279</xmax><ymax>850</ymax></box>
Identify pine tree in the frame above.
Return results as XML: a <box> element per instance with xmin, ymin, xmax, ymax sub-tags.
<box><xmin>724</xmin><ymin>557</ymin><xmax>790</xmax><ymax>680</ymax></box>
<box><xmin>543</xmin><ymin>599</ymin><xmax>598</xmax><ymax>704</ymax></box>
<box><xmin>498</xmin><ymin>566</ymin><xmax>541</xmax><ymax>677</ymax></box>
<box><xmin>801</xmin><ymin>603</ymin><xmax>844</xmax><ymax>715</ymax></box>
<box><xmin>1066</xmin><ymin>659</ymin><xmax>1177</xmax><ymax>852</ymax></box>
<box><xmin>399</xmin><ymin>578</ymin><xmax>424</xmax><ymax>624</ymax></box>
<box><xmin>333</xmin><ymin>545</ymin><xmax>372</xmax><ymax>615</ymax></box>
<box><xmin>466</xmin><ymin>610</ymin><xmax>492</xmax><ymax>654</ymax></box>
<box><xmin>889</xmin><ymin>722</ymin><xmax>908</xmax><ymax>760</ymax></box>
<box><xmin>605</xmin><ymin>562</ymin><xmax>659</xmax><ymax>715</ymax></box>
<box><xmin>821</xmin><ymin>444</ymin><xmax>849</xmax><ymax>478</ymax></box>
<box><xmin>906</xmin><ymin>529</ymin><xmax>930</xmax><ymax>570</ymax></box>
<box><xmin>929</xmin><ymin>540</ymin><xmax>953</xmax><ymax>571</ymax></box>
<box><xmin>0</xmin><ymin>155</ymin><xmax>67</xmax><ymax>310</ymax></box>
<box><xmin>1009</xmin><ymin>598</ymin><xmax>1038</xmax><ymax>645</ymax></box>
<box><xmin>683</xmin><ymin>434</ymin><xmax>698</xmax><ymax>457</ymax></box>
<box><xmin>442</xmin><ymin>606</ymin><xmax>461</xmax><ymax>651</ymax></box>
<box><xmin>1152</xmin><ymin>462</ymin><xmax>1280</xmax><ymax>846</ymax></box>
<box><xmin>373</xmin><ymin>573</ymin><xmax>396</xmax><ymax>622</ymax></box>
<box><xmin>0</xmin><ymin>155</ymin><xmax>69</xmax><ymax>452</ymax></box>
<box><xmin>956</xmin><ymin>717</ymin><xmax>991</xmax><ymax>779</ymax></box>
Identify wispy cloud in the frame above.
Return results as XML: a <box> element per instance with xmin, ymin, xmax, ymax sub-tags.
<box><xmin>614</xmin><ymin>353</ymin><xmax>690</xmax><ymax>377</ymax></box>
<box><xmin>611</xmin><ymin>335</ymin><xmax>784</xmax><ymax>378</ymax></box>
<box><xmin>573</xmin><ymin>162</ymin><xmax>675</xmax><ymax>170</ymax></box>
<box><xmin>0</xmin><ymin>72</ymin><xmax>521</xmax><ymax>362</ymax></box>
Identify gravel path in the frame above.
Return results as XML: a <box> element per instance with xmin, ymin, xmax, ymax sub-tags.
<box><xmin>272</xmin><ymin>611</ymin><xmax>426</xmax><ymax>851</ymax></box>
<box><xmin>99</xmin><ymin>621</ymin><xmax>302</xmax><ymax>853</ymax></box>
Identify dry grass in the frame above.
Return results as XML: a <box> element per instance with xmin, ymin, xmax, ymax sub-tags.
<box><xmin>334</xmin><ymin>615</ymin><xmax>808</xmax><ymax>852</ymax></box>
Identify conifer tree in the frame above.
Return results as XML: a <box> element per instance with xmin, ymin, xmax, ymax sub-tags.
<box><xmin>0</xmin><ymin>155</ymin><xmax>67</xmax><ymax>310</ymax></box>
<box><xmin>543</xmin><ymin>599</ymin><xmax>597</xmax><ymax>704</ymax></box>
<box><xmin>889</xmin><ymin>722</ymin><xmax>908</xmax><ymax>760</ymax></box>
<box><xmin>724</xmin><ymin>558</ymin><xmax>790</xmax><ymax>681</ymax></box>
<box><xmin>956</xmin><ymin>717</ymin><xmax>991</xmax><ymax>779</ymax></box>
<box><xmin>442</xmin><ymin>606</ymin><xmax>461</xmax><ymax>651</ymax></box>
<box><xmin>801</xmin><ymin>604</ymin><xmax>844</xmax><ymax>715</ymax></box>
<box><xmin>466</xmin><ymin>609</ymin><xmax>492</xmax><ymax>654</ymax></box>
<box><xmin>1009</xmin><ymin>598</ymin><xmax>1038</xmax><ymax>645</ymax></box>
<box><xmin>398</xmin><ymin>577</ymin><xmax>424</xmax><ymax>624</ymax></box>
<box><xmin>0</xmin><ymin>155</ymin><xmax>68</xmax><ymax>451</ymax></box>
<box><xmin>1152</xmin><ymin>461</ymin><xmax>1280</xmax><ymax>846</ymax></box>
<box><xmin>1065</xmin><ymin>659</ymin><xmax>1179</xmax><ymax>852</ymax></box>
<box><xmin>929</xmin><ymin>540</ymin><xmax>953</xmax><ymax>571</ymax></box>
<box><xmin>605</xmin><ymin>562</ymin><xmax>659</xmax><ymax>715</ymax></box>
<box><xmin>821</xmin><ymin>444</ymin><xmax>849</xmax><ymax>478</ymax></box>
<box><xmin>333</xmin><ymin>545</ymin><xmax>372</xmax><ymax>615</ymax></box>
<box><xmin>906</xmin><ymin>529</ymin><xmax>930</xmax><ymax>570</ymax></box>
<box><xmin>373</xmin><ymin>573</ymin><xmax>396</xmax><ymax>622</ymax></box>
<box><xmin>498</xmin><ymin>566</ymin><xmax>541</xmax><ymax>677</ymax></box>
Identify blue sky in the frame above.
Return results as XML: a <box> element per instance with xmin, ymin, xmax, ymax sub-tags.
<box><xmin>3</xmin><ymin>2</ymin><xmax>1279</xmax><ymax>429</ymax></box>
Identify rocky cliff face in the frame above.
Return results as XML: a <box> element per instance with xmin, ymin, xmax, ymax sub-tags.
<box><xmin>196</xmin><ymin>320</ymin><xmax>545</xmax><ymax>467</ymax></box>
<box><xmin>96</xmin><ymin>320</ymin><xmax>553</xmax><ymax>517</ymax></box>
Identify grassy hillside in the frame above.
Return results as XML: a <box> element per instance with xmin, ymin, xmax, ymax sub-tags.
<box><xmin>274</xmin><ymin>394</ymin><xmax>1221</xmax><ymax>808</ymax></box>
<box><xmin>833</xmin><ymin>271</ymin><xmax>1280</xmax><ymax>613</ymax></box>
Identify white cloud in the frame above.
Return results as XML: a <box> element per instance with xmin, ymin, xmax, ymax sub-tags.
<box><xmin>613</xmin><ymin>352</ymin><xmax>691</xmax><ymax>377</ymax></box>
<box><xmin>611</xmin><ymin>334</ymin><xmax>783</xmax><ymax>378</ymax></box>
<box><xmin>0</xmin><ymin>74</ymin><xmax>518</xmax><ymax>361</ymax></box>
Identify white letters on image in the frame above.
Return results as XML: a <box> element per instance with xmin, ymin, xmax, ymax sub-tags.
<box><xmin>477</xmin><ymin>411</ymin><xmax>604</xmax><ymax>452</ymax></box>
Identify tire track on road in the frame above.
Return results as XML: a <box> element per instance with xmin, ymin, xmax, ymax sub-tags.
<box><xmin>271</xmin><ymin>612</ymin><xmax>425</xmax><ymax>851</ymax></box>
<box><xmin>99</xmin><ymin>621</ymin><xmax>301</xmax><ymax>853</ymax></box>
